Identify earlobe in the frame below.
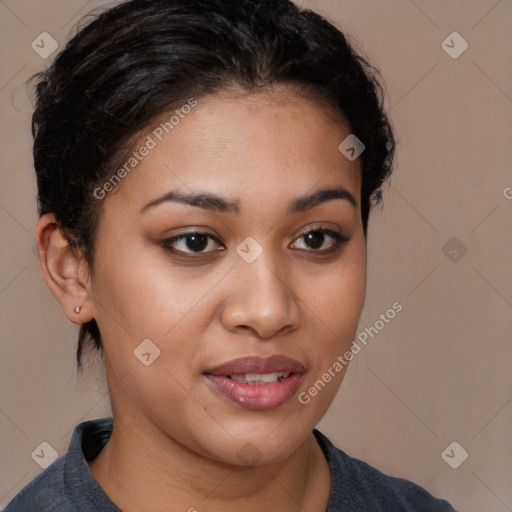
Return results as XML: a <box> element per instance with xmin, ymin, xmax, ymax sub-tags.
<box><xmin>34</xmin><ymin>213</ymin><xmax>94</xmax><ymax>324</ymax></box>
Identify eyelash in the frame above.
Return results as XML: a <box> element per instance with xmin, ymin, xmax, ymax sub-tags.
<box><xmin>161</xmin><ymin>228</ymin><xmax>351</xmax><ymax>258</ymax></box>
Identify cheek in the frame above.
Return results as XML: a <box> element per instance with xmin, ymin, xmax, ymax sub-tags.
<box><xmin>91</xmin><ymin>236</ymin><xmax>208</xmax><ymax>342</ymax></box>
<box><xmin>302</xmin><ymin>242</ymin><xmax>366</xmax><ymax>380</ymax></box>
<box><xmin>306</xmin><ymin>248</ymin><xmax>366</xmax><ymax>335</ymax></box>
<box><xmin>298</xmin><ymin>265</ymin><xmax>365</xmax><ymax>420</ymax></box>
<box><xmin>89</xmin><ymin>237</ymin><xmax>225</xmax><ymax>406</ymax></box>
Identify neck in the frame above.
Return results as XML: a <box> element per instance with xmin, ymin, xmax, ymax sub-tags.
<box><xmin>87</xmin><ymin>410</ymin><xmax>331</xmax><ymax>512</ymax></box>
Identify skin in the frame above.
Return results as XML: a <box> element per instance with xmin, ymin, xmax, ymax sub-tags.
<box><xmin>35</xmin><ymin>85</ymin><xmax>367</xmax><ymax>512</ymax></box>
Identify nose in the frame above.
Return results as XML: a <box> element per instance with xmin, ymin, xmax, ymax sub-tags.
<box><xmin>220</xmin><ymin>251</ymin><xmax>301</xmax><ymax>339</ymax></box>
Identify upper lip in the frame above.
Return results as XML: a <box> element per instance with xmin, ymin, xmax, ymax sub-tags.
<box><xmin>205</xmin><ymin>355</ymin><xmax>306</xmax><ymax>376</ymax></box>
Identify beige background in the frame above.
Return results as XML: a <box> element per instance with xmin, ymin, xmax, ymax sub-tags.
<box><xmin>1</xmin><ymin>0</ymin><xmax>511</xmax><ymax>510</ymax></box>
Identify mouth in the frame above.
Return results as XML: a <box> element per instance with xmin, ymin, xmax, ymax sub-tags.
<box><xmin>204</xmin><ymin>355</ymin><xmax>305</xmax><ymax>411</ymax></box>
<box><xmin>225</xmin><ymin>371</ymin><xmax>291</xmax><ymax>385</ymax></box>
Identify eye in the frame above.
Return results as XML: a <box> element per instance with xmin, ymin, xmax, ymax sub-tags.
<box><xmin>162</xmin><ymin>227</ymin><xmax>350</xmax><ymax>258</ymax></box>
<box><xmin>291</xmin><ymin>228</ymin><xmax>350</xmax><ymax>252</ymax></box>
<box><xmin>162</xmin><ymin>231</ymin><xmax>224</xmax><ymax>256</ymax></box>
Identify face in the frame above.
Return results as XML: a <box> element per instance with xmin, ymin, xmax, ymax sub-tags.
<box><xmin>86</xmin><ymin>86</ymin><xmax>366</xmax><ymax>465</ymax></box>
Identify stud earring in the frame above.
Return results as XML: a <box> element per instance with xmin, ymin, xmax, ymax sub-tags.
<box><xmin>74</xmin><ymin>306</ymin><xmax>82</xmax><ymax>314</ymax></box>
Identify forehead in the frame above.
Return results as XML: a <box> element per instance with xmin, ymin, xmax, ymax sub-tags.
<box><xmin>104</xmin><ymin>86</ymin><xmax>362</xmax><ymax>214</ymax></box>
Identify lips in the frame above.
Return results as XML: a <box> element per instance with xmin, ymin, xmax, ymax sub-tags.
<box><xmin>206</xmin><ymin>355</ymin><xmax>306</xmax><ymax>376</ymax></box>
<box><xmin>204</xmin><ymin>355</ymin><xmax>305</xmax><ymax>411</ymax></box>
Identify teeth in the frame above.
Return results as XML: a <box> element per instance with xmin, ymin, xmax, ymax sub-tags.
<box><xmin>228</xmin><ymin>372</ymin><xmax>290</xmax><ymax>385</ymax></box>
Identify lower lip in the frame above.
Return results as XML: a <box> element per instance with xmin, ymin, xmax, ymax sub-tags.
<box><xmin>205</xmin><ymin>373</ymin><xmax>303</xmax><ymax>410</ymax></box>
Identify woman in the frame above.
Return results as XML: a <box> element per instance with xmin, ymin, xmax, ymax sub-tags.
<box><xmin>6</xmin><ymin>0</ymin><xmax>456</xmax><ymax>510</ymax></box>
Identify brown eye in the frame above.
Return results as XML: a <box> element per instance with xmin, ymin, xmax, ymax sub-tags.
<box><xmin>291</xmin><ymin>229</ymin><xmax>350</xmax><ymax>252</ymax></box>
<box><xmin>162</xmin><ymin>232</ymin><xmax>223</xmax><ymax>256</ymax></box>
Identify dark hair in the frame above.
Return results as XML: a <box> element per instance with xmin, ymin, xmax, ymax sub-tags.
<box><xmin>30</xmin><ymin>0</ymin><xmax>395</xmax><ymax>371</ymax></box>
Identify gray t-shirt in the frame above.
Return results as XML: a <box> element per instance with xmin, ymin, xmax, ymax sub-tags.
<box><xmin>5</xmin><ymin>417</ymin><xmax>457</xmax><ymax>511</ymax></box>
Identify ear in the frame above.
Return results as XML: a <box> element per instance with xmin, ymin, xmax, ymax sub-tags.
<box><xmin>34</xmin><ymin>213</ymin><xmax>94</xmax><ymax>324</ymax></box>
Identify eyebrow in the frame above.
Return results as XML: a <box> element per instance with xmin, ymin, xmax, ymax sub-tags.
<box><xmin>139</xmin><ymin>186</ymin><xmax>357</xmax><ymax>215</ymax></box>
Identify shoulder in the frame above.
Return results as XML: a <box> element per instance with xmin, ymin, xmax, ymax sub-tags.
<box><xmin>4</xmin><ymin>417</ymin><xmax>117</xmax><ymax>512</ymax></box>
<box><xmin>3</xmin><ymin>456</ymin><xmax>71</xmax><ymax>512</ymax></box>
<box><xmin>313</xmin><ymin>430</ymin><xmax>457</xmax><ymax>512</ymax></box>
